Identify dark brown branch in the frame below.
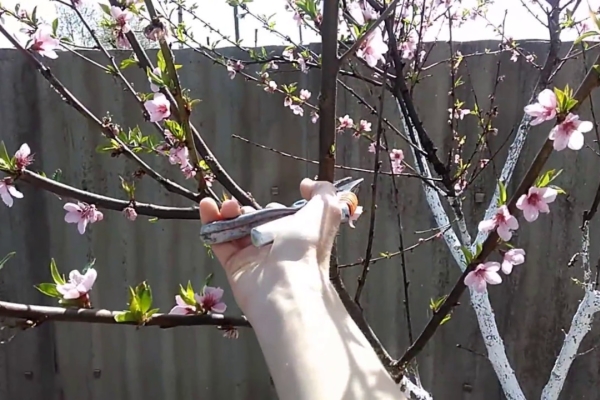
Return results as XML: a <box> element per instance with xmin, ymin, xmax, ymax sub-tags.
<box><xmin>0</xmin><ymin>300</ymin><xmax>249</xmax><ymax>328</ymax></box>
<box><xmin>398</xmin><ymin>51</ymin><xmax>600</xmax><ymax>369</ymax></box>
<box><xmin>0</xmin><ymin>23</ymin><xmax>202</xmax><ymax>203</ymax></box>
<box><xmin>18</xmin><ymin>169</ymin><xmax>199</xmax><ymax>219</ymax></box>
<box><xmin>317</xmin><ymin>0</ymin><xmax>341</xmax><ymax>182</ymax></box>
<box><xmin>354</xmin><ymin>79</ymin><xmax>386</xmax><ymax>305</ymax></box>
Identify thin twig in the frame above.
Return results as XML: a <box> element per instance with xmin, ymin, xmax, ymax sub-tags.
<box><xmin>17</xmin><ymin>169</ymin><xmax>199</xmax><ymax>219</ymax></box>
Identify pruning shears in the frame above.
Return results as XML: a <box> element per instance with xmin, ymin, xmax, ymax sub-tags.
<box><xmin>200</xmin><ymin>177</ymin><xmax>364</xmax><ymax>248</ymax></box>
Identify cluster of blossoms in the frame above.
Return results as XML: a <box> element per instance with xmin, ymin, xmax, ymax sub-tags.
<box><xmin>465</xmin><ymin>89</ymin><xmax>591</xmax><ymax>292</ymax></box>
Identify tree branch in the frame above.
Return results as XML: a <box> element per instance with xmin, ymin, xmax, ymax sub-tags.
<box><xmin>317</xmin><ymin>0</ymin><xmax>341</xmax><ymax>182</ymax></box>
<box><xmin>17</xmin><ymin>169</ymin><xmax>199</xmax><ymax>219</ymax></box>
<box><xmin>400</xmin><ymin>50</ymin><xmax>600</xmax><ymax>370</ymax></box>
<box><xmin>0</xmin><ymin>22</ymin><xmax>202</xmax><ymax>203</ymax></box>
<box><xmin>108</xmin><ymin>0</ymin><xmax>258</xmax><ymax>208</ymax></box>
<box><xmin>0</xmin><ymin>300</ymin><xmax>249</xmax><ymax>328</ymax></box>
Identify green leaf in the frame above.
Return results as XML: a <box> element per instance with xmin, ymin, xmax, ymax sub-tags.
<box><xmin>119</xmin><ymin>58</ymin><xmax>138</xmax><ymax>70</ymax></box>
<box><xmin>136</xmin><ymin>282</ymin><xmax>153</xmax><ymax>314</ymax></box>
<box><xmin>202</xmin><ymin>273</ymin><xmax>214</xmax><ymax>291</ymax></box>
<box><xmin>157</xmin><ymin>49</ymin><xmax>166</xmax><ymax>73</ymax></box>
<box><xmin>536</xmin><ymin>169</ymin><xmax>563</xmax><ymax>188</ymax></box>
<box><xmin>99</xmin><ymin>3</ymin><xmax>111</xmax><ymax>15</ymax></box>
<box><xmin>128</xmin><ymin>286</ymin><xmax>141</xmax><ymax>313</ymax></box>
<box><xmin>574</xmin><ymin>30</ymin><xmax>599</xmax><ymax>45</ymax></box>
<box><xmin>119</xmin><ymin>176</ymin><xmax>135</xmax><ymax>198</ymax></box>
<box><xmin>0</xmin><ymin>141</ymin><xmax>11</xmax><ymax>168</ymax></box>
<box><xmin>50</xmin><ymin>258</ymin><xmax>65</xmax><ymax>285</ymax></box>
<box><xmin>440</xmin><ymin>313</ymin><xmax>452</xmax><ymax>325</ymax></box>
<box><xmin>148</xmin><ymin>217</ymin><xmax>159</xmax><ymax>223</ymax></box>
<box><xmin>474</xmin><ymin>243</ymin><xmax>483</xmax><ymax>259</ymax></box>
<box><xmin>460</xmin><ymin>246</ymin><xmax>473</xmax><ymax>264</ymax></box>
<box><xmin>51</xmin><ymin>169</ymin><xmax>62</xmax><ymax>182</ymax></box>
<box><xmin>51</xmin><ymin>18</ymin><xmax>59</xmax><ymax>35</ymax></box>
<box><xmin>0</xmin><ymin>252</ymin><xmax>15</xmax><ymax>271</ymax></box>
<box><xmin>35</xmin><ymin>283</ymin><xmax>62</xmax><ymax>298</ymax></box>
<box><xmin>145</xmin><ymin>308</ymin><xmax>160</xmax><ymax>318</ymax></box>
<box><xmin>114</xmin><ymin>311</ymin><xmax>137</xmax><ymax>322</ymax></box>
<box><xmin>497</xmin><ymin>181</ymin><xmax>507</xmax><ymax>205</ymax></box>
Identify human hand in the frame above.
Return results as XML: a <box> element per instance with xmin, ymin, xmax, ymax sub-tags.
<box><xmin>199</xmin><ymin>178</ymin><xmax>342</xmax><ymax>312</ymax></box>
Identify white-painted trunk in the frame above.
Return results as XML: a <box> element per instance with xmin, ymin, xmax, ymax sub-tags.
<box><xmin>399</xmin><ymin>105</ymin><xmax>525</xmax><ymax>399</ymax></box>
<box><xmin>400</xmin><ymin>376</ymin><xmax>434</xmax><ymax>400</ymax></box>
<box><xmin>540</xmin><ymin>290</ymin><xmax>600</xmax><ymax>400</ymax></box>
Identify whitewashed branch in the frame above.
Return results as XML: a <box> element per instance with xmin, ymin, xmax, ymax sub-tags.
<box><xmin>540</xmin><ymin>221</ymin><xmax>600</xmax><ymax>399</ymax></box>
<box><xmin>400</xmin><ymin>375</ymin><xmax>433</xmax><ymax>400</ymax></box>
<box><xmin>540</xmin><ymin>289</ymin><xmax>600</xmax><ymax>400</ymax></box>
<box><xmin>398</xmin><ymin>101</ymin><xmax>525</xmax><ymax>400</ymax></box>
<box><xmin>471</xmin><ymin>112</ymin><xmax>534</xmax><ymax>251</ymax></box>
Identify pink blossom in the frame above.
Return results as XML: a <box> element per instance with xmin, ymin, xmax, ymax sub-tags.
<box><xmin>111</xmin><ymin>6</ymin><xmax>133</xmax><ymax>34</ymax></box>
<box><xmin>501</xmin><ymin>248</ymin><xmax>525</xmax><ymax>275</ymax></box>
<box><xmin>297</xmin><ymin>57</ymin><xmax>309</xmax><ymax>73</ymax></box>
<box><xmin>264</xmin><ymin>81</ymin><xmax>277</xmax><ymax>93</ymax></box>
<box><xmin>368</xmin><ymin>141</ymin><xmax>377</xmax><ymax>153</ymax></box>
<box><xmin>347</xmin><ymin>0</ymin><xmax>378</xmax><ymax>25</ymax></box>
<box><xmin>144</xmin><ymin>93</ymin><xmax>171</xmax><ymax>122</ymax></box>
<box><xmin>359</xmin><ymin>120</ymin><xmax>371</xmax><ymax>132</ymax></box>
<box><xmin>115</xmin><ymin>31</ymin><xmax>131</xmax><ymax>49</ymax></box>
<box><xmin>454</xmin><ymin>177</ymin><xmax>467</xmax><ymax>195</ymax></box>
<box><xmin>180</xmin><ymin>163</ymin><xmax>196</xmax><ymax>180</ymax></box>
<box><xmin>282</xmin><ymin>48</ymin><xmax>294</xmax><ymax>60</ymax></box>
<box><xmin>464</xmin><ymin>262</ymin><xmax>502</xmax><ymax>293</ymax></box>
<box><xmin>14</xmin><ymin>143</ymin><xmax>33</xmax><ymax>169</ymax></box>
<box><xmin>390</xmin><ymin>149</ymin><xmax>404</xmax><ymax>174</ymax></box>
<box><xmin>169</xmin><ymin>295</ymin><xmax>197</xmax><ymax>315</ymax></box>
<box><xmin>122</xmin><ymin>206</ymin><xmax>137</xmax><ymax>221</ymax></box>
<box><xmin>149</xmin><ymin>67</ymin><xmax>161</xmax><ymax>92</ymax></box>
<box><xmin>338</xmin><ymin>115</ymin><xmax>354</xmax><ymax>130</ymax></box>
<box><xmin>549</xmin><ymin>113</ymin><xmax>593</xmax><ymax>151</ymax></box>
<box><xmin>293</xmin><ymin>12</ymin><xmax>302</xmax><ymax>26</ymax></box>
<box><xmin>168</xmin><ymin>145</ymin><xmax>189</xmax><ymax>166</ymax></box>
<box><xmin>226</xmin><ymin>60</ymin><xmax>244</xmax><ymax>79</ymax></box>
<box><xmin>64</xmin><ymin>202</ymin><xmax>104</xmax><ymax>234</ymax></box>
<box><xmin>290</xmin><ymin>105</ymin><xmax>304</xmax><ymax>116</ymax></box>
<box><xmin>198</xmin><ymin>286</ymin><xmax>227</xmax><ymax>314</ymax></box>
<box><xmin>357</xmin><ymin>29</ymin><xmax>388</xmax><ymax>68</ymax></box>
<box><xmin>299</xmin><ymin>89</ymin><xmax>311</xmax><ymax>101</ymax></box>
<box><xmin>310</xmin><ymin>111</ymin><xmax>319</xmax><ymax>124</ymax></box>
<box><xmin>28</xmin><ymin>25</ymin><xmax>60</xmax><ymax>59</ymax></box>
<box><xmin>524</xmin><ymin>89</ymin><xmax>557</xmax><ymax>126</ymax></box>
<box><xmin>56</xmin><ymin>268</ymin><xmax>97</xmax><ymax>300</ymax></box>
<box><xmin>72</xmin><ymin>0</ymin><xmax>87</xmax><ymax>7</ymax></box>
<box><xmin>284</xmin><ymin>96</ymin><xmax>293</xmax><ymax>107</ymax></box>
<box><xmin>478</xmin><ymin>205</ymin><xmax>519</xmax><ymax>241</ymax></box>
<box><xmin>400</xmin><ymin>33</ymin><xmax>417</xmax><ymax>60</ymax></box>
<box><xmin>0</xmin><ymin>179</ymin><xmax>23</xmax><ymax>207</ymax></box>
<box><xmin>516</xmin><ymin>186</ymin><xmax>557</xmax><ymax>222</ymax></box>
<box><xmin>449</xmin><ymin>108</ymin><xmax>470</xmax><ymax>120</ymax></box>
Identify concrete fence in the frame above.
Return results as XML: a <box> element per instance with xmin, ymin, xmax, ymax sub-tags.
<box><xmin>1</xmin><ymin>40</ymin><xmax>600</xmax><ymax>400</ymax></box>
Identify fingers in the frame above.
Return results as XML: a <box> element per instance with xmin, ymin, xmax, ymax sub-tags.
<box><xmin>299</xmin><ymin>178</ymin><xmax>337</xmax><ymax>201</ymax></box>
<box><xmin>199</xmin><ymin>198</ymin><xmax>243</xmax><ymax>267</ymax></box>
